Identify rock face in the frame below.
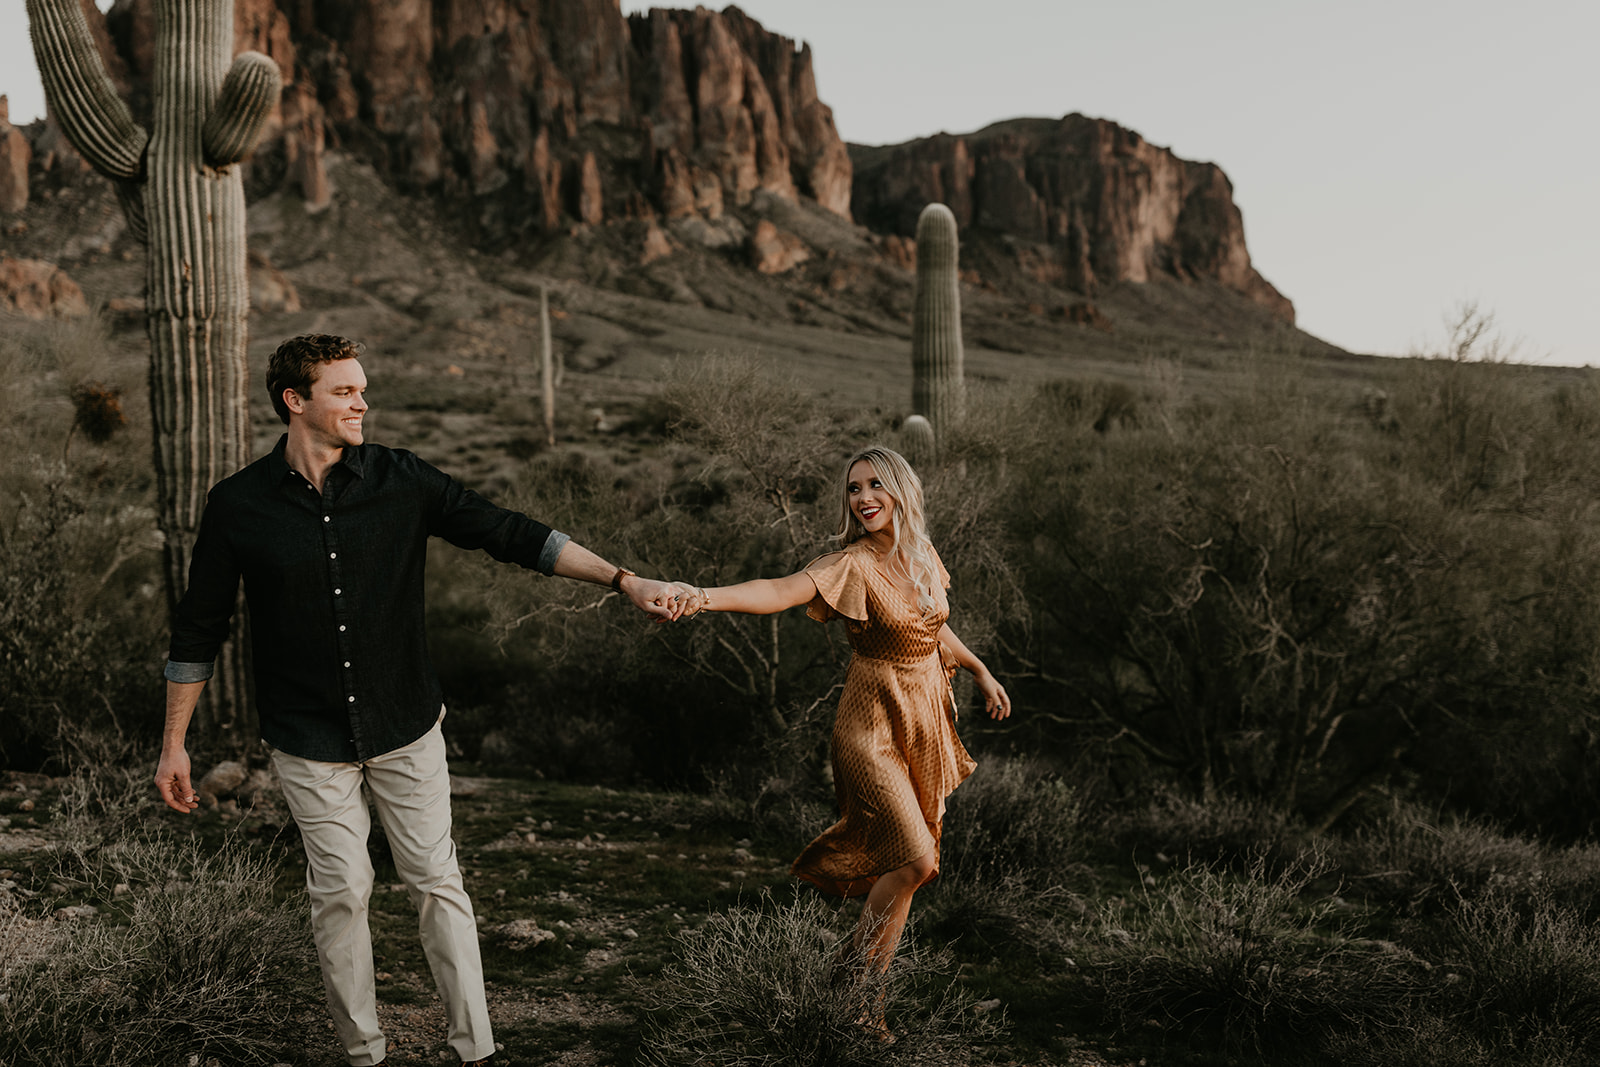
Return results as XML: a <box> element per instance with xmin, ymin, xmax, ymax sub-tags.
<box><xmin>852</xmin><ymin>115</ymin><xmax>1293</xmax><ymax>322</ymax></box>
<box><xmin>94</xmin><ymin>0</ymin><xmax>852</xmax><ymax>235</ymax></box>
<box><xmin>0</xmin><ymin>97</ymin><xmax>30</xmax><ymax>214</ymax></box>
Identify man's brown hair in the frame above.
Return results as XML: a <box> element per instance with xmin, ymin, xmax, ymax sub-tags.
<box><xmin>266</xmin><ymin>334</ymin><xmax>364</xmax><ymax>426</ymax></box>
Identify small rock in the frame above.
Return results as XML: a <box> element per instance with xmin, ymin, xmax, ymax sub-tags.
<box><xmin>622</xmin><ymin>928</ymin><xmax>638</xmax><ymax>940</ymax></box>
<box><xmin>113</xmin><ymin>883</ymin><xmax>131</xmax><ymax>897</ymax></box>
<box><xmin>196</xmin><ymin>760</ymin><xmax>248</xmax><ymax>804</ymax></box>
<box><xmin>18</xmin><ymin>799</ymin><xmax>34</xmax><ymax>813</ymax></box>
<box><xmin>974</xmin><ymin>998</ymin><xmax>1003</xmax><ymax>1015</ymax></box>
<box><xmin>541</xmin><ymin>820</ymin><xmax>553</xmax><ymax>831</ymax></box>
<box><xmin>54</xmin><ymin>904</ymin><xmax>98</xmax><ymax>921</ymax></box>
<box><xmin>524</xmin><ymin>832</ymin><xmax>538</xmax><ymax>844</ymax></box>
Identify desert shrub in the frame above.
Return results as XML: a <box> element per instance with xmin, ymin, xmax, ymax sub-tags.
<box><xmin>917</xmin><ymin>756</ymin><xmax>1086</xmax><ymax>957</ymax></box>
<box><xmin>0</xmin><ymin>832</ymin><xmax>319</xmax><ymax>1067</ymax></box>
<box><xmin>1326</xmin><ymin>1018</ymin><xmax>1589</xmax><ymax>1067</ymax></box>
<box><xmin>1094</xmin><ymin>854</ymin><xmax>1424</xmax><ymax>1058</ymax></box>
<box><xmin>0</xmin><ymin>312</ymin><xmax>163</xmax><ymax>771</ymax></box>
<box><xmin>1108</xmin><ymin>788</ymin><xmax>1304</xmax><ymax>870</ymax></box>
<box><xmin>637</xmin><ymin>890</ymin><xmax>1001</xmax><ymax>1067</ymax></box>
<box><xmin>1332</xmin><ymin>803</ymin><xmax>1555</xmax><ymax>915</ymax></box>
<box><xmin>939</xmin><ymin>755</ymin><xmax>1085</xmax><ymax>883</ymax></box>
<box><xmin>1398</xmin><ymin>889</ymin><xmax>1600</xmax><ymax>1063</ymax></box>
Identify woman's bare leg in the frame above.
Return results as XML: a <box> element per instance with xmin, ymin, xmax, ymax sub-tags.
<box><xmin>854</xmin><ymin>851</ymin><xmax>937</xmax><ymax>974</ymax></box>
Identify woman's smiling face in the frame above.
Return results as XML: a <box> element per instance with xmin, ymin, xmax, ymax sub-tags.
<box><xmin>847</xmin><ymin>459</ymin><xmax>895</xmax><ymax>537</ymax></box>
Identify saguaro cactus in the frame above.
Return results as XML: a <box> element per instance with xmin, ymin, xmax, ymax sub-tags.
<box><xmin>899</xmin><ymin>414</ymin><xmax>935</xmax><ymax>470</ymax></box>
<box><xmin>911</xmin><ymin>202</ymin><xmax>965</xmax><ymax>440</ymax></box>
<box><xmin>29</xmin><ymin>0</ymin><xmax>280</xmax><ymax>743</ymax></box>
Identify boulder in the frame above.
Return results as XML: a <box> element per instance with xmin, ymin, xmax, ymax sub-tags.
<box><xmin>0</xmin><ymin>255</ymin><xmax>88</xmax><ymax>318</ymax></box>
<box><xmin>249</xmin><ymin>250</ymin><xmax>302</xmax><ymax>313</ymax></box>
<box><xmin>747</xmin><ymin>218</ymin><xmax>809</xmax><ymax>274</ymax></box>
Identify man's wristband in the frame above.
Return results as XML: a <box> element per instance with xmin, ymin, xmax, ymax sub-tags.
<box><xmin>610</xmin><ymin>567</ymin><xmax>635</xmax><ymax>592</ymax></box>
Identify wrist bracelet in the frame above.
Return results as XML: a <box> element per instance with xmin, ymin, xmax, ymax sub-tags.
<box><xmin>610</xmin><ymin>567</ymin><xmax>635</xmax><ymax>592</ymax></box>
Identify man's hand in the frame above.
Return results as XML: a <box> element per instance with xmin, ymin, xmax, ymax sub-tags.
<box><xmin>155</xmin><ymin>746</ymin><xmax>200</xmax><ymax>814</ymax></box>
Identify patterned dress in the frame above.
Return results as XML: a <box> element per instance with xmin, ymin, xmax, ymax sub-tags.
<box><xmin>791</xmin><ymin>541</ymin><xmax>977</xmax><ymax>897</ymax></box>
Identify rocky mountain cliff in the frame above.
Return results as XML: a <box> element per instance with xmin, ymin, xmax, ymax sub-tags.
<box><xmin>9</xmin><ymin>0</ymin><xmax>1289</xmax><ymax>318</ymax></box>
<box><xmin>6</xmin><ymin>0</ymin><xmax>1326</xmax><ymax>376</ymax></box>
<box><xmin>851</xmin><ymin>116</ymin><xmax>1292</xmax><ymax>322</ymax></box>
<box><xmin>89</xmin><ymin>0</ymin><xmax>850</xmax><ymax>236</ymax></box>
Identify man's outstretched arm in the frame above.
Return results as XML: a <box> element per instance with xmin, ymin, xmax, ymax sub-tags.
<box><xmin>550</xmin><ymin>540</ymin><xmax>683</xmax><ymax>621</ymax></box>
<box><xmin>154</xmin><ymin>680</ymin><xmax>206</xmax><ymax>814</ymax></box>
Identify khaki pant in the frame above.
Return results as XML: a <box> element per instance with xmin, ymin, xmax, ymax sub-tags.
<box><xmin>272</xmin><ymin>718</ymin><xmax>493</xmax><ymax>1065</ymax></box>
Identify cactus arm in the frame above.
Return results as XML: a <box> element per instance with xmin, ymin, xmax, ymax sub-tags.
<box><xmin>202</xmin><ymin>51</ymin><xmax>282</xmax><ymax>166</ymax></box>
<box><xmin>25</xmin><ymin>0</ymin><xmax>148</xmax><ymax>180</ymax></box>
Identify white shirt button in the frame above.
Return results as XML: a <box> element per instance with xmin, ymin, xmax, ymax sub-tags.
<box><xmin>343</xmin><ymin>661</ymin><xmax>351</xmax><ymax>668</ymax></box>
<box><xmin>323</xmin><ymin>516</ymin><xmax>330</xmax><ymax>523</ymax></box>
<box><xmin>329</xmin><ymin>552</ymin><xmax>337</xmax><ymax>559</ymax></box>
<box><xmin>347</xmin><ymin>696</ymin><xmax>355</xmax><ymax>703</ymax></box>
<box><xmin>339</xmin><ymin>625</ymin><xmax>347</xmax><ymax>632</ymax></box>
<box><xmin>334</xmin><ymin>588</ymin><xmax>342</xmax><ymax>595</ymax></box>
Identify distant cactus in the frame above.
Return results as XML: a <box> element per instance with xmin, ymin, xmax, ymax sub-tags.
<box><xmin>911</xmin><ymin>203</ymin><xmax>965</xmax><ymax>439</ymax></box>
<box><xmin>28</xmin><ymin>0</ymin><xmax>280</xmax><ymax>744</ymax></box>
<box><xmin>899</xmin><ymin>415</ymin><xmax>935</xmax><ymax>470</ymax></box>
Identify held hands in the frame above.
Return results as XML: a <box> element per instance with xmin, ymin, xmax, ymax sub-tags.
<box><xmin>646</xmin><ymin>581</ymin><xmax>707</xmax><ymax>620</ymax></box>
<box><xmin>624</xmin><ymin>574</ymin><xmax>689</xmax><ymax>622</ymax></box>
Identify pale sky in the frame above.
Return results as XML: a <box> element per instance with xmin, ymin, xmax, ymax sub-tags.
<box><xmin>3</xmin><ymin>1</ymin><xmax>1594</xmax><ymax>364</ymax></box>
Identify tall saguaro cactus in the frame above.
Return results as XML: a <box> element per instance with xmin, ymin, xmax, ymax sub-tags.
<box><xmin>28</xmin><ymin>0</ymin><xmax>280</xmax><ymax>745</ymax></box>
<box><xmin>911</xmin><ymin>202</ymin><xmax>965</xmax><ymax>441</ymax></box>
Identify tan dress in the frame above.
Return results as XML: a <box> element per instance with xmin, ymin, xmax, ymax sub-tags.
<box><xmin>791</xmin><ymin>542</ymin><xmax>977</xmax><ymax>897</ymax></box>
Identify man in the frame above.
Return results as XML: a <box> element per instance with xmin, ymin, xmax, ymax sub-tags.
<box><xmin>154</xmin><ymin>334</ymin><xmax>681</xmax><ymax>1067</ymax></box>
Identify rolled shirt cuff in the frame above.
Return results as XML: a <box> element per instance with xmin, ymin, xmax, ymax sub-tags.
<box><xmin>537</xmin><ymin>530</ymin><xmax>570</xmax><ymax>576</ymax></box>
<box><xmin>164</xmin><ymin>660</ymin><xmax>216</xmax><ymax>684</ymax></box>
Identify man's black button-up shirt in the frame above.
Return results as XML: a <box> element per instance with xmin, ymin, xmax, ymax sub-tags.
<box><xmin>166</xmin><ymin>436</ymin><xmax>568</xmax><ymax>762</ymax></box>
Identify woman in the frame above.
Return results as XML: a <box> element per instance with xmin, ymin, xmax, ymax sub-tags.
<box><xmin>672</xmin><ymin>446</ymin><xmax>1010</xmax><ymax>1025</ymax></box>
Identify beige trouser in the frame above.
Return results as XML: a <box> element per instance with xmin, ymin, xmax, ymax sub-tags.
<box><xmin>272</xmin><ymin>718</ymin><xmax>494</xmax><ymax>1066</ymax></box>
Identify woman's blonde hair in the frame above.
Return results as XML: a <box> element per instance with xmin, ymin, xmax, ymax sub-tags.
<box><xmin>834</xmin><ymin>446</ymin><xmax>941</xmax><ymax>614</ymax></box>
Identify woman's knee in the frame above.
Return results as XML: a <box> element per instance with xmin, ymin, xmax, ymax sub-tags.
<box><xmin>906</xmin><ymin>851</ymin><xmax>937</xmax><ymax>886</ymax></box>
<box><xmin>881</xmin><ymin>851</ymin><xmax>936</xmax><ymax>893</ymax></box>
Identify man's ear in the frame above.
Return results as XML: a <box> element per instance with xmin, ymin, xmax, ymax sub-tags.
<box><xmin>282</xmin><ymin>388</ymin><xmax>306</xmax><ymax>416</ymax></box>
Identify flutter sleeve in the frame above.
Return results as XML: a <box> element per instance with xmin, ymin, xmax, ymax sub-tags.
<box><xmin>803</xmin><ymin>549</ymin><xmax>869</xmax><ymax>623</ymax></box>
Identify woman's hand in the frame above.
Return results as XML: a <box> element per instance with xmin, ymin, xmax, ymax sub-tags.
<box><xmin>976</xmin><ymin>671</ymin><xmax>1011</xmax><ymax>720</ymax></box>
<box><xmin>663</xmin><ymin>581</ymin><xmax>706</xmax><ymax>619</ymax></box>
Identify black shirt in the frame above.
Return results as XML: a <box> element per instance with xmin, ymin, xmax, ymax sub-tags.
<box><xmin>166</xmin><ymin>436</ymin><xmax>568</xmax><ymax>762</ymax></box>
